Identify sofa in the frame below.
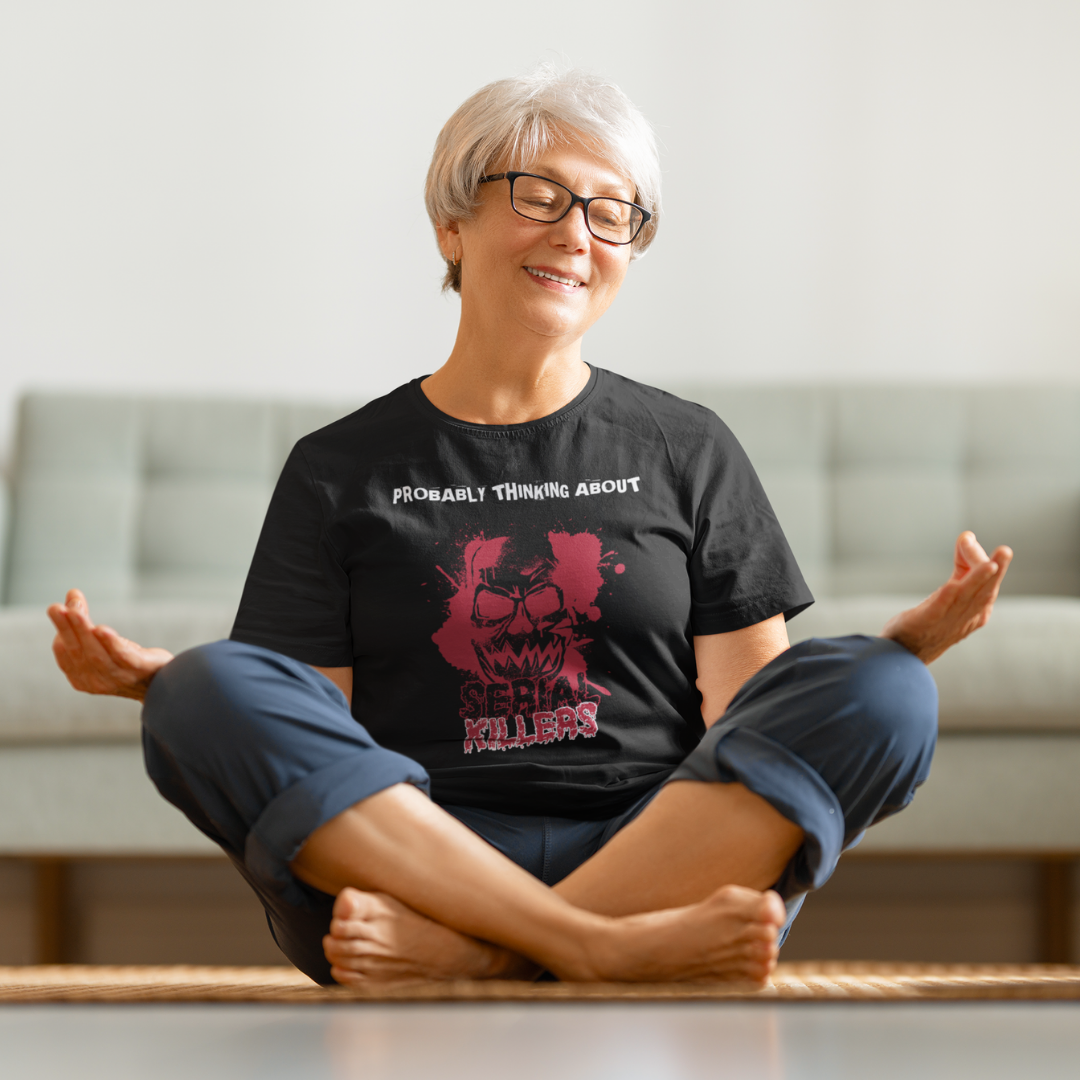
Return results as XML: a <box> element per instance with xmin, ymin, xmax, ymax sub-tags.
<box><xmin>2</xmin><ymin>387</ymin><xmax>1078</xmax><ymax>955</ymax></box>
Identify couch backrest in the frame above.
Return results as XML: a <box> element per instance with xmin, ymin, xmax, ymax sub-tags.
<box><xmin>3</xmin><ymin>395</ymin><xmax>361</xmax><ymax>606</ymax></box>
<box><xmin>676</xmin><ymin>385</ymin><xmax>1080</xmax><ymax>598</ymax></box>
<box><xmin>4</xmin><ymin>386</ymin><xmax>1077</xmax><ymax>606</ymax></box>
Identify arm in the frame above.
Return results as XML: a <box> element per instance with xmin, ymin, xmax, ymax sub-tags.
<box><xmin>694</xmin><ymin>613</ymin><xmax>790</xmax><ymax>727</ymax></box>
<box><xmin>312</xmin><ymin>665</ymin><xmax>353</xmax><ymax>705</ymax></box>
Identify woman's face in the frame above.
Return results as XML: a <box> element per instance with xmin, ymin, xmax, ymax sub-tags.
<box><xmin>445</xmin><ymin>143</ymin><xmax>636</xmax><ymax>345</ymax></box>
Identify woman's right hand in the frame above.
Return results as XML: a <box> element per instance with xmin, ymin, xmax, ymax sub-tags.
<box><xmin>47</xmin><ymin>588</ymin><xmax>174</xmax><ymax>702</ymax></box>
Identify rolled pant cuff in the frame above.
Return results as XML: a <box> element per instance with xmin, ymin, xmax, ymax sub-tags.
<box><xmin>667</xmin><ymin>719</ymin><xmax>845</xmax><ymax>896</ymax></box>
<box><xmin>245</xmin><ymin>749</ymin><xmax>430</xmax><ymax>909</ymax></box>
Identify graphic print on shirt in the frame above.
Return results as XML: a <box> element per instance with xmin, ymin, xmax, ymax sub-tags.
<box><xmin>432</xmin><ymin>529</ymin><xmax>620</xmax><ymax>754</ymax></box>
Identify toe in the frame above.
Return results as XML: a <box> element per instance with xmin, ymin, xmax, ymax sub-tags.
<box><xmin>743</xmin><ymin>936</ymin><xmax>779</xmax><ymax>962</ymax></box>
<box><xmin>324</xmin><ymin>933</ymin><xmax>379</xmax><ymax>961</ymax></box>
<box><xmin>707</xmin><ymin>883</ymin><xmax>786</xmax><ymax>928</ymax></box>
<box><xmin>761</xmin><ymin>890</ymin><xmax>788</xmax><ymax>926</ymax></box>
<box><xmin>332</xmin><ymin>886</ymin><xmax>364</xmax><ymax>922</ymax></box>
<box><xmin>330</xmin><ymin>964</ymin><xmax>369</xmax><ymax>986</ymax></box>
<box><xmin>331</xmin><ymin>887</ymin><xmax>393</xmax><ymax>931</ymax></box>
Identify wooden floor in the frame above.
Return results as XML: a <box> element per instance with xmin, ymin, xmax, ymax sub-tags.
<box><xmin>1</xmin><ymin>853</ymin><xmax>1077</xmax><ymax>967</ymax></box>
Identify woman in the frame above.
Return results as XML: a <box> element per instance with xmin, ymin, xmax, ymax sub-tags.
<box><xmin>48</xmin><ymin>69</ymin><xmax>1011</xmax><ymax>986</ymax></box>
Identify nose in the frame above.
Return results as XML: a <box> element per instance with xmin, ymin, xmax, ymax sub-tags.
<box><xmin>507</xmin><ymin>603</ymin><xmax>535</xmax><ymax>636</ymax></box>
<box><xmin>548</xmin><ymin>200</ymin><xmax>591</xmax><ymax>251</ymax></box>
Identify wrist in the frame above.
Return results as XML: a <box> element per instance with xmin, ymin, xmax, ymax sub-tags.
<box><xmin>123</xmin><ymin>655</ymin><xmax>172</xmax><ymax>702</ymax></box>
<box><xmin>121</xmin><ymin>679</ymin><xmax>153</xmax><ymax>702</ymax></box>
<box><xmin>881</xmin><ymin>628</ymin><xmax>933</xmax><ymax>665</ymax></box>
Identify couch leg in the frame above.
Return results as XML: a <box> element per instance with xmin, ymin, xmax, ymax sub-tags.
<box><xmin>1037</xmin><ymin>857</ymin><xmax>1074</xmax><ymax>964</ymax></box>
<box><xmin>34</xmin><ymin>857</ymin><xmax>73</xmax><ymax>964</ymax></box>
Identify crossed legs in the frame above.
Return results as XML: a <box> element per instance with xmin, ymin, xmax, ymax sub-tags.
<box><xmin>143</xmin><ymin>635</ymin><xmax>936</xmax><ymax>985</ymax></box>
<box><xmin>294</xmin><ymin>778</ymin><xmax>801</xmax><ymax>984</ymax></box>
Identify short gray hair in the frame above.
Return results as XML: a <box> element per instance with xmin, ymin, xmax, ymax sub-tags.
<box><xmin>425</xmin><ymin>66</ymin><xmax>662</xmax><ymax>293</ymax></box>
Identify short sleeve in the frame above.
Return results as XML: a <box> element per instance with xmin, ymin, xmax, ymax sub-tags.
<box><xmin>688</xmin><ymin>412</ymin><xmax>813</xmax><ymax>635</ymax></box>
<box><xmin>230</xmin><ymin>443</ymin><xmax>354</xmax><ymax>667</ymax></box>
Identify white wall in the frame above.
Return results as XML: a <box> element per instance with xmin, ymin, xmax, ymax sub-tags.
<box><xmin>3</xmin><ymin>0</ymin><xmax>1080</xmax><ymax>468</ymax></box>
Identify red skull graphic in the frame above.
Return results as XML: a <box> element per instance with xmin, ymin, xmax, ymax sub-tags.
<box><xmin>432</xmin><ymin>530</ymin><xmax>605</xmax><ymax>686</ymax></box>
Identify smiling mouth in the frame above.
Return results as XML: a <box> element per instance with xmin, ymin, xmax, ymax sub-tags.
<box><xmin>526</xmin><ymin>267</ymin><xmax>585</xmax><ymax>287</ymax></box>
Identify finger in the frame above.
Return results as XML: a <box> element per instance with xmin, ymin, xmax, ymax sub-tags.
<box><xmin>64</xmin><ymin>597</ymin><xmax>97</xmax><ymax>632</ymax></box>
<box><xmin>961</xmin><ymin>550</ymin><xmax>999</xmax><ymax>585</ymax></box>
<box><xmin>950</xmin><ymin>560</ymin><xmax>1001</xmax><ymax>613</ymax></box>
<box><xmin>65</xmin><ymin>588</ymin><xmax>90</xmax><ymax>617</ymax></box>
<box><xmin>953</xmin><ymin>531</ymin><xmax>974</xmax><ymax>574</ymax></box>
<box><xmin>991</xmin><ymin>545</ymin><xmax>1013</xmax><ymax>577</ymax></box>
<box><xmin>961</xmin><ymin>532</ymin><xmax>990</xmax><ymax>562</ymax></box>
<box><xmin>948</xmin><ymin>553</ymin><xmax>1013</xmax><ymax>631</ymax></box>
<box><xmin>932</xmin><ymin>556</ymin><xmax>997</xmax><ymax>615</ymax></box>
<box><xmin>954</xmin><ymin>531</ymin><xmax>989</xmax><ymax>574</ymax></box>
<box><xmin>47</xmin><ymin>607</ymin><xmax>85</xmax><ymax>655</ymax></box>
<box><xmin>967</xmin><ymin>544</ymin><xmax>1013</xmax><ymax>593</ymax></box>
<box><xmin>51</xmin><ymin>631</ymin><xmax>74</xmax><ymax>668</ymax></box>
<box><xmin>974</xmin><ymin>546</ymin><xmax>1014</xmax><ymax>610</ymax></box>
<box><xmin>65</xmin><ymin>590</ymin><xmax>96</xmax><ymax>633</ymax></box>
<box><xmin>48</xmin><ymin>614</ymin><xmax>101</xmax><ymax>689</ymax></box>
<box><xmin>64</xmin><ymin>608</ymin><xmax>121</xmax><ymax>671</ymax></box>
<box><xmin>47</xmin><ymin>603</ymin><xmax>73</xmax><ymax>634</ymax></box>
<box><xmin>66</xmin><ymin>610</ymin><xmax>109</xmax><ymax>655</ymax></box>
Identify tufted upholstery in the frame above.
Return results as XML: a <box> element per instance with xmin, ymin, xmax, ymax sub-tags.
<box><xmin>678</xmin><ymin>386</ymin><xmax>1080</xmax><ymax>599</ymax></box>
<box><xmin>4</xmin><ymin>387</ymin><xmax>1079</xmax><ymax>607</ymax></box>
<box><xmin>3</xmin><ymin>395</ymin><xmax>361</xmax><ymax>606</ymax></box>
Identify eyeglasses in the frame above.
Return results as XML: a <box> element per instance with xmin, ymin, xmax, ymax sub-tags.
<box><xmin>479</xmin><ymin>171</ymin><xmax>651</xmax><ymax>246</ymax></box>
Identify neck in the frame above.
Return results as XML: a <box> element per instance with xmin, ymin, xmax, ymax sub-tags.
<box><xmin>421</xmin><ymin>320</ymin><xmax>591</xmax><ymax>426</ymax></box>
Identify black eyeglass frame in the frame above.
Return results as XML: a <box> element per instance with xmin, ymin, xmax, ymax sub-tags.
<box><xmin>478</xmin><ymin>171</ymin><xmax>652</xmax><ymax>246</ymax></box>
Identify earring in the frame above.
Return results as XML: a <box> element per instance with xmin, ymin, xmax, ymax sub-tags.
<box><xmin>451</xmin><ymin>250</ymin><xmax>459</xmax><ymax>267</ymax></box>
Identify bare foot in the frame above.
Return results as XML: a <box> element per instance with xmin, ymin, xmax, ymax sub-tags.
<box><xmin>571</xmin><ymin>885</ymin><xmax>787</xmax><ymax>986</ymax></box>
<box><xmin>325</xmin><ymin>884</ymin><xmax>785</xmax><ymax>986</ymax></box>
<box><xmin>324</xmin><ymin>888</ymin><xmax>537</xmax><ymax>984</ymax></box>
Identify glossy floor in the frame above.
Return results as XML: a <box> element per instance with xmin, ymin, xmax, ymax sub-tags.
<box><xmin>3</xmin><ymin>1001</ymin><xmax>1079</xmax><ymax>1079</ymax></box>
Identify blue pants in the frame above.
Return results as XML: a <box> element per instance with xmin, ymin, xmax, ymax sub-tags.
<box><xmin>142</xmin><ymin>635</ymin><xmax>937</xmax><ymax>984</ymax></box>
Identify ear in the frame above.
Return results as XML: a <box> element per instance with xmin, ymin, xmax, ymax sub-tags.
<box><xmin>434</xmin><ymin>221</ymin><xmax>461</xmax><ymax>261</ymax></box>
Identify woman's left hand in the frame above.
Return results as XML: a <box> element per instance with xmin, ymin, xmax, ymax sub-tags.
<box><xmin>881</xmin><ymin>532</ymin><xmax>1013</xmax><ymax>664</ymax></box>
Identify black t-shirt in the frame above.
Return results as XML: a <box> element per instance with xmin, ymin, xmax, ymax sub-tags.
<box><xmin>231</xmin><ymin>367</ymin><xmax>812</xmax><ymax>818</ymax></box>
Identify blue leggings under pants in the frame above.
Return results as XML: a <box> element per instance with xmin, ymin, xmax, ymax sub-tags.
<box><xmin>141</xmin><ymin>635</ymin><xmax>937</xmax><ymax>984</ymax></box>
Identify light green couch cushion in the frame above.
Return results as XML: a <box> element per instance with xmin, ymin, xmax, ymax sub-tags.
<box><xmin>0</xmin><ymin>603</ymin><xmax>236</xmax><ymax>743</ymax></box>
<box><xmin>0</xmin><ymin>743</ymin><xmax>217</xmax><ymax>854</ymax></box>
<box><xmin>860</xmin><ymin>734</ymin><xmax>1080</xmax><ymax>852</ymax></box>
<box><xmin>2</xmin><ymin>734</ymin><xmax>1076</xmax><ymax>856</ymax></box>
<box><xmin>791</xmin><ymin>597</ymin><xmax>1080</xmax><ymax>732</ymax></box>
<box><xmin>5</xmin><ymin>397</ymin><xmax>141</xmax><ymax>604</ymax></box>
<box><xmin>664</xmin><ymin>384</ymin><xmax>1080</xmax><ymax>599</ymax></box>
<box><xmin>4</xmin><ymin>394</ymin><xmax>363</xmax><ymax>607</ymax></box>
